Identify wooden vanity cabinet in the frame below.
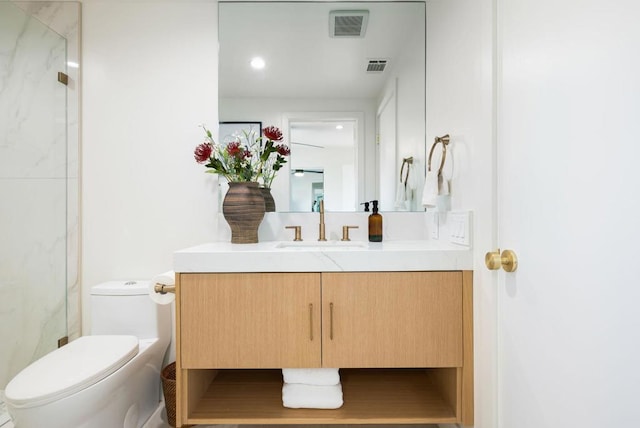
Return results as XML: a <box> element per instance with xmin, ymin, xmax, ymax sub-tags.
<box><xmin>180</xmin><ymin>273</ymin><xmax>321</xmax><ymax>368</ymax></box>
<box><xmin>176</xmin><ymin>271</ymin><xmax>473</xmax><ymax>427</ymax></box>
<box><xmin>322</xmin><ymin>272</ymin><xmax>462</xmax><ymax>368</ymax></box>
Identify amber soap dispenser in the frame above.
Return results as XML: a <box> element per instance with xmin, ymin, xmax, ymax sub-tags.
<box><xmin>368</xmin><ymin>200</ymin><xmax>383</xmax><ymax>242</ymax></box>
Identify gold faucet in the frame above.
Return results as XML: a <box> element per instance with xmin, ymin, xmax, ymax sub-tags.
<box><xmin>341</xmin><ymin>225</ymin><xmax>359</xmax><ymax>241</ymax></box>
<box><xmin>285</xmin><ymin>225</ymin><xmax>303</xmax><ymax>241</ymax></box>
<box><xmin>318</xmin><ymin>200</ymin><xmax>327</xmax><ymax>241</ymax></box>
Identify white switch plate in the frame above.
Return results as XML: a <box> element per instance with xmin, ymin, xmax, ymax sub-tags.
<box><xmin>448</xmin><ymin>211</ymin><xmax>472</xmax><ymax>246</ymax></box>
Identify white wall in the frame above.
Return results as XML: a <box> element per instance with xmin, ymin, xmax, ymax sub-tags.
<box><xmin>426</xmin><ymin>0</ymin><xmax>496</xmax><ymax>427</ymax></box>
<box><xmin>81</xmin><ymin>1</ymin><xmax>219</xmax><ymax>336</ymax></box>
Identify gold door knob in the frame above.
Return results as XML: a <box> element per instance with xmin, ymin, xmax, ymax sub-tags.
<box><xmin>485</xmin><ymin>249</ymin><xmax>518</xmax><ymax>272</ymax></box>
<box><xmin>485</xmin><ymin>250</ymin><xmax>502</xmax><ymax>270</ymax></box>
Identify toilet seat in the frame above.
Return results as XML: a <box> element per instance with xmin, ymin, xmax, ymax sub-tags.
<box><xmin>5</xmin><ymin>335</ymin><xmax>139</xmax><ymax>408</ymax></box>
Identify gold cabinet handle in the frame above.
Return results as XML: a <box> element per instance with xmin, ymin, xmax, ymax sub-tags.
<box><xmin>309</xmin><ymin>303</ymin><xmax>313</xmax><ymax>341</ymax></box>
<box><xmin>329</xmin><ymin>302</ymin><xmax>334</xmax><ymax>340</ymax></box>
<box><xmin>485</xmin><ymin>248</ymin><xmax>518</xmax><ymax>272</ymax></box>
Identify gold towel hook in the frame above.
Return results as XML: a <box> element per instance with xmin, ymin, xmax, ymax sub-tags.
<box><xmin>428</xmin><ymin>134</ymin><xmax>450</xmax><ymax>175</ymax></box>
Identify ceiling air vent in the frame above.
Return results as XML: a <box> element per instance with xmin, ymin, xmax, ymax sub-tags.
<box><xmin>329</xmin><ymin>10</ymin><xmax>369</xmax><ymax>38</ymax></box>
<box><xmin>366</xmin><ymin>59</ymin><xmax>388</xmax><ymax>73</ymax></box>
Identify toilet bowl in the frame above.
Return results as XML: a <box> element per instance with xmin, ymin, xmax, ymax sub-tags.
<box><xmin>4</xmin><ymin>280</ymin><xmax>171</xmax><ymax>428</ymax></box>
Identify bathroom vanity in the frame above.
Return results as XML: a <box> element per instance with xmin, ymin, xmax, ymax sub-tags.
<box><xmin>173</xmin><ymin>241</ymin><xmax>473</xmax><ymax>427</ymax></box>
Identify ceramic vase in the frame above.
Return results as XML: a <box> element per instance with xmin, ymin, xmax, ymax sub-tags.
<box><xmin>222</xmin><ymin>182</ymin><xmax>265</xmax><ymax>243</ymax></box>
<box><xmin>259</xmin><ymin>186</ymin><xmax>276</xmax><ymax>212</ymax></box>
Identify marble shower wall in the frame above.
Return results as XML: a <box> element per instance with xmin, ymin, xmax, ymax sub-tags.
<box><xmin>0</xmin><ymin>1</ymin><xmax>80</xmax><ymax>388</ymax></box>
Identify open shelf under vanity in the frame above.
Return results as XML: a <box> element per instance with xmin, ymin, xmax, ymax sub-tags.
<box><xmin>183</xmin><ymin>368</ymin><xmax>461</xmax><ymax>425</ymax></box>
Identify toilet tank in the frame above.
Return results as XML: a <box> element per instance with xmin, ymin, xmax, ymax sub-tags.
<box><xmin>90</xmin><ymin>280</ymin><xmax>170</xmax><ymax>341</ymax></box>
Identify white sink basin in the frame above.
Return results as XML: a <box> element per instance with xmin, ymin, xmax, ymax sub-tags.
<box><xmin>274</xmin><ymin>241</ymin><xmax>369</xmax><ymax>250</ymax></box>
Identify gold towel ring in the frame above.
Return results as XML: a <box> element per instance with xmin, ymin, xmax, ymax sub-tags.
<box><xmin>428</xmin><ymin>134</ymin><xmax>450</xmax><ymax>175</ymax></box>
<box><xmin>399</xmin><ymin>157</ymin><xmax>413</xmax><ymax>186</ymax></box>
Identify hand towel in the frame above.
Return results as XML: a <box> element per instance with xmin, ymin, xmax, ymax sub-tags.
<box><xmin>394</xmin><ymin>180</ymin><xmax>409</xmax><ymax>210</ymax></box>
<box><xmin>407</xmin><ymin>162</ymin><xmax>419</xmax><ymax>193</ymax></box>
<box><xmin>395</xmin><ymin>162</ymin><xmax>420</xmax><ymax>210</ymax></box>
<box><xmin>439</xmin><ymin>174</ymin><xmax>450</xmax><ymax>196</ymax></box>
<box><xmin>421</xmin><ymin>170</ymin><xmax>439</xmax><ymax>207</ymax></box>
<box><xmin>282</xmin><ymin>368</ymin><xmax>340</xmax><ymax>386</ymax></box>
<box><xmin>282</xmin><ymin>383</ymin><xmax>343</xmax><ymax>409</ymax></box>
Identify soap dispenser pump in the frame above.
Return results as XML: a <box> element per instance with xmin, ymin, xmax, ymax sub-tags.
<box><xmin>368</xmin><ymin>200</ymin><xmax>383</xmax><ymax>242</ymax></box>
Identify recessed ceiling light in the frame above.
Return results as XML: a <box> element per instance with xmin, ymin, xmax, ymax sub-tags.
<box><xmin>250</xmin><ymin>57</ymin><xmax>265</xmax><ymax>70</ymax></box>
<box><xmin>336</xmin><ymin>124</ymin><xmax>344</xmax><ymax>130</ymax></box>
<box><xmin>67</xmin><ymin>61</ymin><xmax>79</xmax><ymax>69</ymax></box>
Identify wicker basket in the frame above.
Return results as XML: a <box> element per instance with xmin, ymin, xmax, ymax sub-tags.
<box><xmin>161</xmin><ymin>362</ymin><xmax>178</xmax><ymax>427</ymax></box>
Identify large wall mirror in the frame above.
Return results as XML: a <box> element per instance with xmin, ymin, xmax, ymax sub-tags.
<box><xmin>219</xmin><ymin>1</ymin><xmax>426</xmax><ymax>212</ymax></box>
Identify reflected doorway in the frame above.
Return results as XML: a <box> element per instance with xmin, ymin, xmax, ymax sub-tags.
<box><xmin>288</xmin><ymin>119</ymin><xmax>357</xmax><ymax>211</ymax></box>
<box><xmin>290</xmin><ymin>169</ymin><xmax>324</xmax><ymax>212</ymax></box>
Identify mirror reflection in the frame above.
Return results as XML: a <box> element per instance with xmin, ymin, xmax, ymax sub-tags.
<box><xmin>289</xmin><ymin>120</ymin><xmax>357</xmax><ymax>211</ymax></box>
<box><xmin>218</xmin><ymin>1</ymin><xmax>426</xmax><ymax>211</ymax></box>
<box><xmin>291</xmin><ymin>169</ymin><xmax>324</xmax><ymax>212</ymax></box>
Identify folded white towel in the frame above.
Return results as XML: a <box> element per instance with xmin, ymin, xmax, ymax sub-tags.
<box><xmin>422</xmin><ymin>171</ymin><xmax>439</xmax><ymax>207</ymax></box>
<box><xmin>282</xmin><ymin>383</ymin><xmax>343</xmax><ymax>409</ymax></box>
<box><xmin>282</xmin><ymin>368</ymin><xmax>340</xmax><ymax>386</ymax></box>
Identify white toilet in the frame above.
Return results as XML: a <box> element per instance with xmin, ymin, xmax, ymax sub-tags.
<box><xmin>4</xmin><ymin>280</ymin><xmax>171</xmax><ymax>428</ymax></box>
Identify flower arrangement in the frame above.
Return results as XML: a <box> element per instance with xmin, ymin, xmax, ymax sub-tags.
<box><xmin>258</xmin><ymin>126</ymin><xmax>290</xmax><ymax>188</ymax></box>
<box><xmin>194</xmin><ymin>125</ymin><xmax>290</xmax><ymax>186</ymax></box>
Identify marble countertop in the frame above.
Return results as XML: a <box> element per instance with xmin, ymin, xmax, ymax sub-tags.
<box><xmin>173</xmin><ymin>240</ymin><xmax>473</xmax><ymax>272</ymax></box>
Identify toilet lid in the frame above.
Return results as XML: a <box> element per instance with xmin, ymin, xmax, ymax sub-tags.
<box><xmin>5</xmin><ymin>335</ymin><xmax>139</xmax><ymax>408</ymax></box>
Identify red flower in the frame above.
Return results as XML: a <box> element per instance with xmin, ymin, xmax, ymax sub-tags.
<box><xmin>276</xmin><ymin>144</ymin><xmax>290</xmax><ymax>156</ymax></box>
<box><xmin>194</xmin><ymin>142</ymin><xmax>213</xmax><ymax>163</ymax></box>
<box><xmin>263</xmin><ymin>126</ymin><xmax>283</xmax><ymax>142</ymax></box>
<box><xmin>226</xmin><ymin>141</ymin><xmax>243</xmax><ymax>157</ymax></box>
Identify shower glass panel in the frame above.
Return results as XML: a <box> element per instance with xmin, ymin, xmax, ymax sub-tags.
<box><xmin>0</xmin><ymin>1</ymin><xmax>68</xmax><ymax>415</ymax></box>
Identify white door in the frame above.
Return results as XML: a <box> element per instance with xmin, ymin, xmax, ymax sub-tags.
<box><xmin>496</xmin><ymin>0</ymin><xmax>640</xmax><ymax>427</ymax></box>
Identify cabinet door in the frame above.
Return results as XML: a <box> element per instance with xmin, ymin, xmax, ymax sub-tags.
<box><xmin>322</xmin><ymin>272</ymin><xmax>463</xmax><ymax>368</ymax></box>
<box><xmin>180</xmin><ymin>273</ymin><xmax>321</xmax><ymax>368</ymax></box>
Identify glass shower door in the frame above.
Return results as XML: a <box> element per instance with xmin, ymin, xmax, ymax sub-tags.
<box><xmin>0</xmin><ymin>2</ymin><xmax>68</xmax><ymax>418</ymax></box>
